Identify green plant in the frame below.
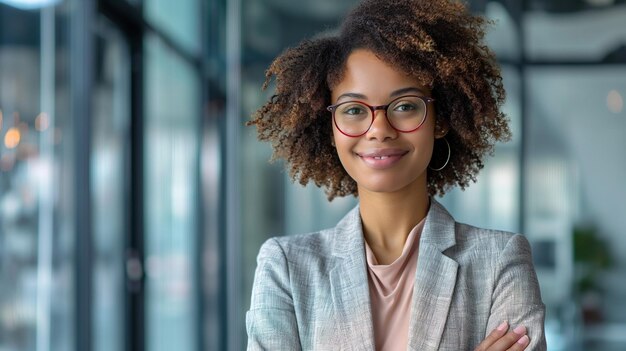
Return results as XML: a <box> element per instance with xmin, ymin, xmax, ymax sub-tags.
<box><xmin>573</xmin><ymin>225</ymin><xmax>614</xmax><ymax>294</ymax></box>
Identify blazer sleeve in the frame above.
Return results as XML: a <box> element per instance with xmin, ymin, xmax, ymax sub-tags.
<box><xmin>246</xmin><ymin>237</ymin><xmax>302</xmax><ymax>351</ymax></box>
<box><xmin>486</xmin><ymin>234</ymin><xmax>547</xmax><ymax>351</ymax></box>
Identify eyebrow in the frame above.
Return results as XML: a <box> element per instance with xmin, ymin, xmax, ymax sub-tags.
<box><xmin>335</xmin><ymin>87</ymin><xmax>428</xmax><ymax>102</ymax></box>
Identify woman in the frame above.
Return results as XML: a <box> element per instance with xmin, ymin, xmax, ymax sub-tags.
<box><xmin>246</xmin><ymin>0</ymin><xmax>546</xmax><ymax>350</ymax></box>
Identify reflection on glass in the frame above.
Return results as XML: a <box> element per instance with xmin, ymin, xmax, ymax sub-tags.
<box><xmin>0</xmin><ymin>3</ymin><xmax>73</xmax><ymax>351</ymax></box>
<box><xmin>91</xmin><ymin>18</ymin><xmax>130</xmax><ymax>351</ymax></box>
<box><xmin>144</xmin><ymin>0</ymin><xmax>200</xmax><ymax>54</ymax></box>
<box><xmin>527</xmin><ymin>67</ymin><xmax>626</xmax><ymax>350</ymax></box>
<box><xmin>144</xmin><ymin>35</ymin><xmax>200</xmax><ymax>351</ymax></box>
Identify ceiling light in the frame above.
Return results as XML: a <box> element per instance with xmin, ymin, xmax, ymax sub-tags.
<box><xmin>607</xmin><ymin>90</ymin><xmax>624</xmax><ymax>114</ymax></box>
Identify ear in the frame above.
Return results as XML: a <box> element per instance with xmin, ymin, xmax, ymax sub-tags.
<box><xmin>434</xmin><ymin>119</ymin><xmax>449</xmax><ymax>139</ymax></box>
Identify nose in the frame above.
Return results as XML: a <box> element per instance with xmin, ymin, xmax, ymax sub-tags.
<box><xmin>365</xmin><ymin>109</ymin><xmax>397</xmax><ymax>141</ymax></box>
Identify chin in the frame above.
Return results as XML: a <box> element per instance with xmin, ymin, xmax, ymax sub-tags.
<box><xmin>356</xmin><ymin>179</ymin><xmax>412</xmax><ymax>195</ymax></box>
<box><xmin>354</xmin><ymin>171</ymin><xmax>426</xmax><ymax>196</ymax></box>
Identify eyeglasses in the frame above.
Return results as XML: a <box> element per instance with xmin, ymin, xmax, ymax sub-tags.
<box><xmin>327</xmin><ymin>95</ymin><xmax>435</xmax><ymax>137</ymax></box>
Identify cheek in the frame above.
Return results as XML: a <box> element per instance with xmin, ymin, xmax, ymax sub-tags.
<box><xmin>333</xmin><ymin>138</ymin><xmax>353</xmax><ymax>159</ymax></box>
<box><xmin>331</xmin><ymin>129</ymin><xmax>357</xmax><ymax>167</ymax></box>
<box><xmin>331</xmin><ymin>125</ymin><xmax>346</xmax><ymax>152</ymax></box>
<box><xmin>417</xmin><ymin>134</ymin><xmax>436</xmax><ymax>162</ymax></box>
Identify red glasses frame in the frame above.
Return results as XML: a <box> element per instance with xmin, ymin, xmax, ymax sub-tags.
<box><xmin>326</xmin><ymin>95</ymin><xmax>435</xmax><ymax>137</ymax></box>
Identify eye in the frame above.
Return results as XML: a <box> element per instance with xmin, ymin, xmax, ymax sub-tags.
<box><xmin>393</xmin><ymin>102</ymin><xmax>417</xmax><ymax>112</ymax></box>
<box><xmin>340</xmin><ymin>104</ymin><xmax>367</xmax><ymax>115</ymax></box>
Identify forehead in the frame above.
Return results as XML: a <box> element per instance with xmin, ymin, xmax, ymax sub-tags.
<box><xmin>331</xmin><ymin>49</ymin><xmax>428</xmax><ymax>102</ymax></box>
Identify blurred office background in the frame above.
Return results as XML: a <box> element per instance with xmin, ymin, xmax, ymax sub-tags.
<box><xmin>0</xmin><ymin>0</ymin><xmax>624</xmax><ymax>350</ymax></box>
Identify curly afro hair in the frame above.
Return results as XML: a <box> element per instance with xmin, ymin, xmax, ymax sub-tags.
<box><xmin>248</xmin><ymin>0</ymin><xmax>511</xmax><ymax>200</ymax></box>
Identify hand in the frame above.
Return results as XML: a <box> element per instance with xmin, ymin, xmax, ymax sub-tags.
<box><xmin>474</xmin><ymin>321</ymin><xmax>530</xmax><ymax>351</ymax></box>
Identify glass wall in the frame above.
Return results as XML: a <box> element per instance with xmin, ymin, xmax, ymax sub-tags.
<box><xmin>202</xmin><ymin>2</ymin><xmax>226</xmax><ymax>350</ymax></box>
<box><xmin>144</xmin><ymin>0</ymin><xmax>200</xmax><ymax>55</ymax></box>
<box><xmin>144</xmin><ymin>34</ymin><xmax>201</xmax><ymax>351</ymax></box>
<box><xmin>0</xmin><ymin>2</ymin><xmax>74</xmax><ymax>351</ymax></box>
<box><xmin>1</xmin><ymin>0</ymin><xmax>208</xmax><ymax>350</ymax></box>
<box><xmin>91</xmin><ymin>16</ymin><xmax>130</xmax><ymax>351</ymax></box>
<box><xmin>526</xmin><ymin>67</ymin><xmax>626</xmax><ymax>351</ymax></box>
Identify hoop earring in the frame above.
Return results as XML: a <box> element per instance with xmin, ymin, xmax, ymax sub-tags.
<box><xmin>429</xmin><ymin>137</ymin><xmax>451</xmax><ymax>171</ymax></box>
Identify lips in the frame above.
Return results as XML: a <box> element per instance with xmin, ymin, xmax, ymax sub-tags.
<box><xmin>356</xmin><ymin>149</ymin><xmax>408</xmax><ymax>169</ymax></box>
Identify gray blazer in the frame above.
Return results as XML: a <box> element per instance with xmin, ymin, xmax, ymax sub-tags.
<box><xmin>246</xmin><ymin>199</ymin><xmax>546</xmax><ymax>350</ymax></box>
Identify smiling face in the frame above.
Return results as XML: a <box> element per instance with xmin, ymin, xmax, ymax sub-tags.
<box><xmin>330</xmin><ymin>49</ymin><xmax>444</xmax><ymax>196</ymax></box>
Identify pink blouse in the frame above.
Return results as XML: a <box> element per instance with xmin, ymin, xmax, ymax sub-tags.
<box><xmin>364</xmin><ymin>218</ymin><xmax>425</xmax><ymax>351</ymax></box>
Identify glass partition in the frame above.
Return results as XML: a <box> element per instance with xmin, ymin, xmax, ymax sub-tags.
<box><xmin>144</xmin><ymin>0</ymin><xmax>200</xmax><ymax>55</ymax></box>
<box><xmin>91</xmin><ymin>17</ymin><xmax>131</xmax><ymax>351</ymax></box>
<box><xmin>0</xmin><ymin>3</ymin><xmax>74</xmax><ymax>351</ymax></box>
<box><xmin>526</xmin><ymin>67</ymin><xmax>626</xmax><ymax>350</ymax></box>
<box><xmin>144</xmin><ymin>34</ymin><xmax>201</xmax><ymax>351</ymax></box>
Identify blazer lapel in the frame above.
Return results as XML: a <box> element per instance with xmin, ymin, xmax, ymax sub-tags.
<box><xmin>329</xmin><ymin>206</ymin><xmax>376</xmax><ymax>351</ymax></box>
<box><xmin>407</xmin><ymin>199</ymin><xmax>459</xmax><ymax>351</ymax></box>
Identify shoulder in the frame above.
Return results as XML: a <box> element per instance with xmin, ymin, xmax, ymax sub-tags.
<box><xmin>449</xmin><ymin>221</ymin><xmax>534</xmax><ymax>269</ymax></box>
<box><xmin>257</xmin><ymin>204</ymin><xmax>361</xmax><ymax>267</ymax></box>
<box><xmin>250</xmin><ymin>228</ymin><xmax>339</xmax><ymax>307</ymax></box>
<box><xmin>258</xmin><ymin>227</ymin><xmax>337</xmax><ymax>267</ymax></box>
<box><xmin>447</xmin><ymin>221</ymin><xmax>543</xmax><ymax>308</ymax></box>
<box><xmin>454</xmin><ymin>221</ymin><xmax>530</xmax><ymax>253</ymax></box>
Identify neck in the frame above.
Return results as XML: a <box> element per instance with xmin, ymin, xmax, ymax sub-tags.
<box><xmin>358</xmin><ymin>181</ymin><xmax>430</xmax><ymax>262</ymax></box>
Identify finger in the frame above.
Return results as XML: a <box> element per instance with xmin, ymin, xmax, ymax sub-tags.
<box><xmin>506</xmin><ymin>335</ymin><xmax>530</xmax><ymax>351</ymax></box>
<box><xmin>474</xmin><ymin>321</ymin><xmax>509</xmax><ymax>351</ymax></box>
<box><xmin>488</xmin><ymin>325</ymin><xmax>527</xmax><ymax>351</ymax></box>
